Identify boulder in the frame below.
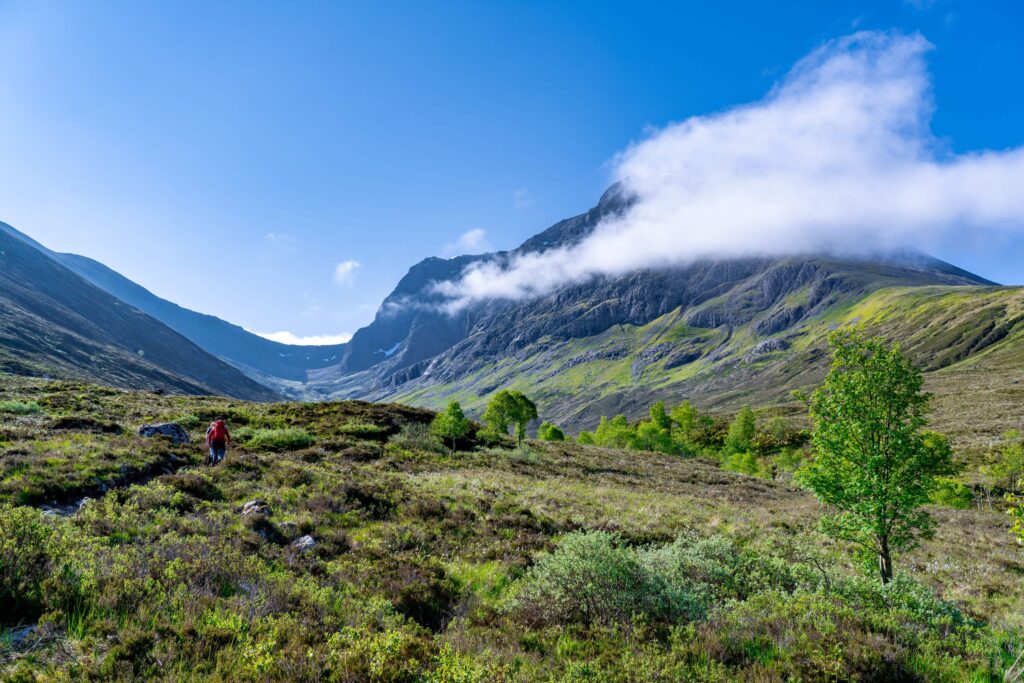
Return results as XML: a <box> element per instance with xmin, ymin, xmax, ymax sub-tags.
<box><xmin>241</xmin><ymin>500</ymin><xmax>272</xmax><ymax>517</ymax></box>
<box><xmin>137</xmin><ymin>422</ymin><xmax>190</xmax><ymax>445</ymax></box>
<box><xmin>292</xmin><ymin>535</ymin><xmax>316</xmax><ymax>551</ymax></box>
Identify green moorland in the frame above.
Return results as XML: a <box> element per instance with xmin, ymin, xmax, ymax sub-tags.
<box><xmin>1</xmin><ymin>375</ymin><xmax>1023</xmax><ymax>681</ymax></box>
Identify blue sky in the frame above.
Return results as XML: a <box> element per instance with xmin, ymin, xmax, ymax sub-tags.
<box><xmin>1</xmin><ymin>1</ymin><xmax>1022</xmax><ymax>342</ymax></box>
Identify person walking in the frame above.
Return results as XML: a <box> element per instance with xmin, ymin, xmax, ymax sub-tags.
<box><xmin>205</xmin><ymin>419</ymin><xmax>231</xmax><ymax>465</ymax></box>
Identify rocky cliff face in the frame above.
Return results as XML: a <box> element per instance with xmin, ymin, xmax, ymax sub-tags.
<box><xmin>300</xmin><ymin>189</ymin><xmax>995</xmax><ymax>427</ymax></box>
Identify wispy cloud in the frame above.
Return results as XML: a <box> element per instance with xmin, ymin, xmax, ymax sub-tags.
<box><xmin>513</xmin><ymin>187</ymin><xmax>535</xmax><ymax>209</ymax></box>
<box><xmin>442</xmin><ymin>228</ymin><xmax>490</xmax><ymax>256</ymax></box>
<box><xmin>253</xmin><ymin>330</ymin><xmax>352</xmax><ymax>346</ymax></box>
<box><xmin>435</xmin><ymin>31</ymin><xmax>1024</xmax><ymax>308</ymax></box>
<box><xmin>333</xmin><ymin>259</ymin><xmax>361</xmax><ymax>286</ymax></box>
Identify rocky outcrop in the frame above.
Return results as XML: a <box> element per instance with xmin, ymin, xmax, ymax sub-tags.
<box><xmin>137</xmin><ymin>422</ymin><xmax>190</xmax><ymax>445</ymax></box>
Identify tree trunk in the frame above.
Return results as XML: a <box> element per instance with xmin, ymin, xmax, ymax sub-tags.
<box><xmin>878</xmin><ymin>538</ymin><xmax>893</xmax><ymax>584</ymax></box>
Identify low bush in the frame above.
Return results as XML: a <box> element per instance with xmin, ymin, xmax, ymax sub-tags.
<box><xmin>512</xmin><ymin>530</ymin><xmax>707</xmax><ymax>626</ymax></box>
<box><xmin>236</xmin><ymin>427</ymin><xmax>314</xmax><ymax>452</ymax></box>
<box><xmin>337</xmin><ymin>422</ymin><xmax>387</xmax><ymax>439</ymax></box>
<box><xmin>388</xmin><ymin>423</ymin><xmax>445</xmax><ymax>453</ymax></box>
<box><xmin>0</xmin><ymin>400</ymin><xmax>41</xmax><ymax>415</ymax></box>
<box><xmin>930</xmin><ymin>476</ymin><xmax>974</xmax><ymax>509</ymax></box>
<box><xmin>173</xmin><ymin>414</ymin><xmax>203</xmax><ymax>429</ymax></box>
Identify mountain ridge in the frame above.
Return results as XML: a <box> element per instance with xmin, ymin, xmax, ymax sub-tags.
<box><xmin>0</xmin><ymin>228</ymin><xmax>279</xmax><ymax>400</ymax></box>
<box><xmin>0</xmin><ymin>221</ymin><xmax>346</xmax><ymax>382</ymax></box>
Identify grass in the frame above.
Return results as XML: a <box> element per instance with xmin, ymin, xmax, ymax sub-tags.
<box><xmin>0</xmin><ymin>375</ymin><xmax>1021</xmax><ymax>681</ymax></box>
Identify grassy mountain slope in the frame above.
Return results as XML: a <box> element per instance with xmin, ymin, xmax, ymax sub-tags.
<box><xmin>0</xmin><ymin>377</ymin><xmax>1020</xmax><ymax>680</ymax></box>
<box><xmin>357</xmin><ymin>264</ymin><xmax>1019</xmax><ymax>447</ymax></box>
<box><xmin>0</xmin><ymin>230</ymin><xmax>279</xmax><ymax>400</ymax></box>
<box><xmin>0</xmin><ymin>221</ymin><xmax>345</xmax><ymax>382</ymax></box>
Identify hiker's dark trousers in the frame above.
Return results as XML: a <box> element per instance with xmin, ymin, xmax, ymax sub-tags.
<box><xmin>209</xmin><ymin>445</ymin><xmax>226</xmax><ymax>464</ymax></box>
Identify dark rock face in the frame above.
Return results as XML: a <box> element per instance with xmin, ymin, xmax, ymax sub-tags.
<box><xmin>138</xmin><ymin>423</ymin><xmax>190</xmax><ymax>445</ymax></box>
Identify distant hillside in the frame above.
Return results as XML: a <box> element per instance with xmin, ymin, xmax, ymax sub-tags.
<box><xmin>0</xmin><ymin>222</ymin><xmax>344</xmax><ymax>382</ymax></box>
<box><xmin>0</xmin><ymin>229</ymin><xmax>279</xmax><ymax>400</ymax></box>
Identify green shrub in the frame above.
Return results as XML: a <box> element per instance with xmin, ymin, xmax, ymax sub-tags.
<box><xmin>721</xmin><ymin>451</ymin><xmax>759</xmax><ymax>476</ymax></box>
<box><xmin>0</xmin><ymin>505</ymin><xmax>89</xmax><ymax>624</ymax></box>
<box><xmin>0</xmin><ymin>400</ymin><xmax>41</xmax><ymax>415</ymax></box>
<box><xmin>388</xmin><ymin>423</ymin><xmax>445</xmax><ymax>453</ymax></box>
<box><xmin>536</xmin><ymin>422</ymin><xmax>565</xmax><ymax>442</ymax></box>
<box><xmin>173</xmin><ymin>414</ymin><xmax>203</xmax><ymax>429</ymax></box>
<box><xmin>930</xmin><ymin>477</ymin><xmax>973</xmax><ymax>509</ymax></box>
<box><xmin>338</xmin><ymin>422</ymin><xmax>387</xmax><ymax>438</ymax></box>
<box><xmin>0</xmin><ymin>505</ymin><xmax>56</xmax><ymax>621</ymax></box>
<box><xmin>512</xmin><ymin>531</ymin><xmax>705</xmax><ymax>626</ymax></box>
<box><xmin>239</xmin><ymin>427</ymin><xmax>314</xmax><ymax>452</ymax></box>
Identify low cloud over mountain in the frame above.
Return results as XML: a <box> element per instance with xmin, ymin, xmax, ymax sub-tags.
<box><xmin>437</xmin><ymin>31</ymin><xmax>1024</xmax><ymax>307</ymax></box>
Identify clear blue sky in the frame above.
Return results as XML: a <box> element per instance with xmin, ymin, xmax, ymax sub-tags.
<box><xmin>1</xmin><ymin>1</ymin><xmax>1022</xmax><ymax>341</ymax></box>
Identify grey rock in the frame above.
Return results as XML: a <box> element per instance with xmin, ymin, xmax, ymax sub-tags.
<box><xmin>292</xmin><ymin>535</ymin><xmax>316</xmax><ymax>551</ymax></box>
<box><xmin>745</xmin><ymin>338</ymin><xmax>791</xmax><ymax>362</ymax></box>
<box><xmin>137</xmin><ymin>422</ymin><xmax>190</xmax><ymax>445</ymax></box>
<box><xmin>240</xmin><ymin>500</ymin><xmax>272</xmax><ymax>517</ymax></box>
<box><xmin>7</xmin><ymin>625</ymin><xmax>35</xmax><ymax>648</ymax></box>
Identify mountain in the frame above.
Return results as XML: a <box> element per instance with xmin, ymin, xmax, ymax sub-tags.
<box><xmin>0</xmin><ymin>222</ymin><xmax>345</xmax><ymax>383</ymax></box>
<box><xmin>4</xmin><ymin>189</ymin><xmax>1014</xmax><ymax>438</ymax></box>
<box><xmin>296</xmin><ymin>187</ymin><xmax>1011</xmax><ymax>434</ymax></box>
<box><xmin>0</xmin><ymin>228</ymin><xmax>279</xmax><ymax>400</ymax></box>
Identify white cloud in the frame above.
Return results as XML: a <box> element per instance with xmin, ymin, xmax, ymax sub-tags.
<box><xmin>333</xmin><ymin>259</ymin><xmax>361</xmax><ymax>286</ymax></box>
<box><xmin>254</xmin><ymin>330</ymin><xmax>353</xmax><ymax>346</ymax></box>
<box><xmin>435</xmin><ymin>31</ymin><xmax>1024</xmax><ymax>308</ymax></box>
<box><xmin>513</xmin><ymin>187</ymin><xmax>535</xmax><ymax>209</ymax></box>
<box><xmin>442</xmin><ymin>228</ymin><xmax>490</xmax><ymax>256</ymax></box>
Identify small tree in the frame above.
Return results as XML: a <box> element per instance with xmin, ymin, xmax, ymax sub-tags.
<box><xmin>801</xmin><ymin>330</ymin><xmax>955</xmax><ymax>584</ymax></box>
<box><xmin>670</xmin><ymin>400</ymin><xmax>713</xmax><ymax>453</ymax></box>
<box><xmin>649</xmin><ymin>401</ymin><xmax>672</xmax><ymax>431</ymax></box>
<box><xmin>722</xmin><ymin>406</ymin><xmax>756</xmax><ymax>456</ymax></box>
<box><xmin>483</xmin><ymin>390</ymin><xmax>538</xmax><ymax>447</ymax></box>
<box><xmin>632</xmin><ymin>420</ymin><xmax>675</xmax><ymax>454</ymax></box>
<box><xmin>430</xmin><ymin>401</ymin><xmax>470</xmax><ymax>453</ymax></box>
<box><xmin>593</xmin><ymin>415</ymin><xmax>635</xmax><ymax>449</ymax></box>
<box><xmin>537</xmin><ymin>422</ymin><xmax>565</xmax><ymax>442</ymax></box>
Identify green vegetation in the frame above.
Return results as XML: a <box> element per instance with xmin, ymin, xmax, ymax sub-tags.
<box><xmin>0</xmin><ymin>375</ymin><xmax>1021</xmax><ymax>681</ymax></box>
<box><xmin>722</xmin><ymin>406</ymin><xmax>755</xmax><ymax>456</ymax></box>
<box><xmin>235</xmin><ymin>426</ymin><xmax>315</xmax><ymax>452</ymax></box>
<box><xmin>801</xmin><ymin>331</ymin><xmax>956</xmax><ymax>583</ymax></box>
<box><xmin>430</xmin><ymin>401</ymin><xmax>470</xmax><ymax>453</ymax></box>
<box><xmin>482</xmin><ymin>390</ymin><xmax>537</xmax><ymax>447</ymax></box>
<box><xmin>0</xmin><ymin>399</ymin><xmax>41</xmax><ymax>415</ymax></box>
<box><xmin>536</xmin><ymin>421</ymin><xmax>564</xmax><ymax>441</ymax></box>
<box><xmin>575</xmin><ymin>400</ymin><xmax>806</xmax><ymax>482</ymax></box>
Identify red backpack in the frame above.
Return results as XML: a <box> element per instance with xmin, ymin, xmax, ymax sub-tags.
<box><xmin>208</xmin><ymin>420</ymin><xmax>228</xmax><ymax>445</ymax></box>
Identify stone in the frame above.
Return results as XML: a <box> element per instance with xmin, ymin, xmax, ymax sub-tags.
<box><xmin>240</xmin><ymin>500</ymin><xmax>272</xmax><ymax>517</ymax></box>
<box><xmin>8</xmin><ymin>625</ymin><xmax>35</xmax><ymax>648</ymax></box>
<box><xmin>292</xmin><ymin>535</ymin><xmax>316</xmax><ymax>551</ymax></box>
<box><xmin>137</xmin><ymin>422</ymin><xmax>190</xmax><ymax>445</ymax></box>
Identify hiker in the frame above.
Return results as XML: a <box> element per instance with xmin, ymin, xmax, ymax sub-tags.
<box><xmin>205</xmin><ymin>419</ymin><xmax>231</xmax><ymax>465</ymax></box>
